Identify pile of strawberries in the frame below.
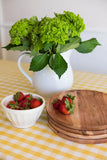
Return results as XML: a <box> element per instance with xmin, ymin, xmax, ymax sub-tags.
<box><xmin>6</xmin><ymin>92</ymin><xmax>42</xmax><ymax>110</ymax></box>
<box><xmin>53</xmin><ymin>94</ymin><xmax>75</xmax><ymax>115</ymax></box>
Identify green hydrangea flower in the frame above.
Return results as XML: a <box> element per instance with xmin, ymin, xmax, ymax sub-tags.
<box><xmin>31</xmin><ymin>25</ymin><xmax>43</xmax><ymax>53</ymax></box>
<box><xmin>55</xmin><ymin>11</ymin><xmax>85</xmax><ymax>37</ymax></box>
<box><xmin>9</xmin><ymin>18</ymin><xmax>30</xmax><ymax>45</ymax></box>
<box><xmin>4</xmin><ymin>11</ymin><xmax>100</xmax><ymax>79</ymax></box>
<box><xmin>39</xmin><ymin>17</ymin><xmax>69</xmax><ymax>45</ymax></box>
<box><xmin>9</xmin><ymin>16</ymin><xmax>39</xmax><ymax>46</ymax></box>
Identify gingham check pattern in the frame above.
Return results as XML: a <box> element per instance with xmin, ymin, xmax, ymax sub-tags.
<box><xmin>0</xmin><ymin>60</ymin><xmax>107</xmax><ymax>160</ymax></box>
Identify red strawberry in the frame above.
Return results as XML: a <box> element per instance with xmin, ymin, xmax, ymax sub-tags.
<box><xmin>62</xmin><ymin>96</ymin><xmax>72</xmax><ymax>103</ymax></box>
<box><xmin>7</xmin><ymin>101</ymin><xmax>16</xmax><ymax>108</ymax></box>
<box><xmin>7</xmin><ymin>101</ymin><xmax>19</xmax><ymax>110</ymax></box>
<box><xmin>30</xmin><ymin>98</ymin><xmax>42</xmax><ymax>109</ymax></box>
<box><xmin>59</xmin><ymin>102</ymin><xmax>71</xmax><ymax>115</ymax></box>
<box><xmin>62</xmin><ymin>94</ymin><xmax>75</xmax><ymax>104</ymax></box>
<box><xmin>24</xmin><ymin>94</ymin><xmax>33</xmax><ymax>101</ymax></box>
<box><xmin>18</xmin><ymin>98</ymin><xmax>30</xmax><ymax>109</ymax></box>
<box><xmin>14</xmin><ymin>92</ymin><xmax>24</xmax><ymax>102</ymax></box>
<box><xmin>59</xmin><ymin>98</ymin><xmax>75</xmax><ymax>115</ymax></box>
<box><xmin>53</xmin><ymin>99</ymin><xmax>61</xmax><ymax>109</ymax></box>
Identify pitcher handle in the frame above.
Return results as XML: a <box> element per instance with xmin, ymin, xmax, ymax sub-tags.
<box><xmin>17</xmin><ymin>52</ymin><xmax>32</xmax><ymax>84</ymax></box>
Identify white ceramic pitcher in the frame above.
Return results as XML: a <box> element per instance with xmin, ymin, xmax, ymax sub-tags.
<box><xmin>17</xmin><ymin>50</ymin><xmax>73</xmax><ymax>97</ymax></box>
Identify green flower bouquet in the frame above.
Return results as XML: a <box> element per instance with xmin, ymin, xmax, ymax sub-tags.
<box><xmin>3</xmin><ymin>11</ymin><xmax>100</xmax><ymax>78</ymax></box>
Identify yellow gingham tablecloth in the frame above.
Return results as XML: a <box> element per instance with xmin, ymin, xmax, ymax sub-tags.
<box><xmin>0</xmin><ymin>59</ymin><xmax>107</xmax><ymax>160</ymax></box>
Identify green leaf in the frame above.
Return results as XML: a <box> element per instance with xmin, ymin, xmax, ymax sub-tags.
<box><xmin>11</xmin><ymin>45</ymin><xmax>29</xmax><ymax>51</ymax></box>
<box><xmin>30</xmin><ymin>50</ymin><xmax>37</xmax><ymax>57</ymax></box>
<box><xmin>65</xmin><ymin>99</ymin><xmax>70</xmax><ymax>109</ymax></box>
<box><xmin>2</xmin><ymin>44</ymin><xmax>17</xmax><ymax>50</ymax></box>
<box><xmin>49</xmin><ymin>54</ymin><xmax>54</xmax><ymax>69</ymax></box>
<box><xmin>70</xmin><ymin>104</ymin><xmax>75</xmax><ymax>113</ymax></box>
<box><xmin>75</xmin><ymin>38</ymin><xmax>101</xmax><ymax>53</ymax></box>
<box><xmin>29</xmin><ymin>53</ymin><xmax>49</xmax><ymax>71</ymax></box>
<box><xmin>3</xmin><ymin>43</ymin><xmax>29</xmax><ymax>51</ymax></box>
<box><xmin>52</xmin><ymin>52</ymin><xmax>67</xmax><ymax>78</ymax></box>
<box><xmin>23</xmin><ymin>39</ymin><xmax>30</xmax><ymax>47</ymax></box>
<box><xmin>44</xmin><ymin>42</ymin><xmax>53</xmax><ymax>51</ymax></box>
<box><xmin>56</xmin><ymin>37</ymin><xmax>81</xmax><ymax>53</ymax></box>
<box><xmin>3</xmin><ymin>39</ymin><xmax>30</xmax><ymax>51</ymax></box>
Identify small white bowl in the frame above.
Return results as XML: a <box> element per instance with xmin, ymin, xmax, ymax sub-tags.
<box><xmin>1</xmin><ymin>93</ymin><xmax>45</xmax><ymax>128</ymax></box>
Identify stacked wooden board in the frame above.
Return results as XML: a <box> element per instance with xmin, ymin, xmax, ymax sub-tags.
<box><xmin>46</xmin><ymin>90</ymin><xmax>107</xmax><ymax>144</ymax></box>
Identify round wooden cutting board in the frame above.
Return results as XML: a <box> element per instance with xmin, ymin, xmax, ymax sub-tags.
<box><xmin>46</xmin><ymin>90</ymin><xmax>107</xmax><ymax>144</ymax></box>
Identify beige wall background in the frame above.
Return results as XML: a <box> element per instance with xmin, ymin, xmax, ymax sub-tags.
<box><xmin>0</xmin><ymin>0</ymin><xmax>107</xmax><ymax>74</ymax></box>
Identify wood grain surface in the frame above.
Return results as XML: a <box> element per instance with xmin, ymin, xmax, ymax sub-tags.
<box><xmin>47</xmin><ymin>90</ymin><xmax>107</xmax><ymax>130</ymax></box>
<box><xmin>48</xmin><ymin>122</ymin><xmax>107</xmax><ymax>144</ymax></box>
<box><xmin>48</xmin><ymin>118</ymin><xmax>107</xmax><ymax>139</ymax></box>
<box><xmin>46</xmin><ymin>90</ymin><xmax>107</xmax><ymax>143</ymax></box>
<box><xmin>47</xmin><ymin>113</ymin><xmax>107</xmax><ymax>136</ymax></box>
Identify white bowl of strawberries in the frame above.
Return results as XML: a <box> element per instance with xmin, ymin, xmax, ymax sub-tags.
<box><xmin>1</xmin><ymin>91</ymin><xmax>45</xmax><ymax>128</ymax></box>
